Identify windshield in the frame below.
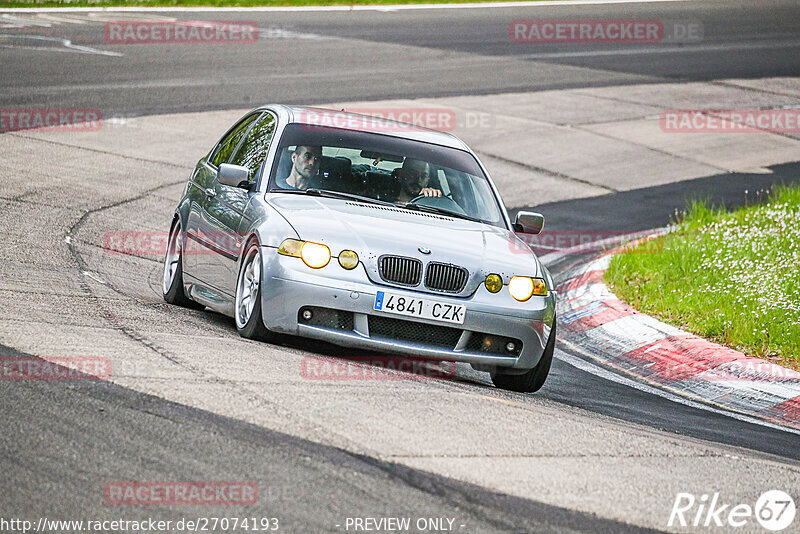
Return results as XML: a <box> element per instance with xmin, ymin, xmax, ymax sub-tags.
<box><xmin>267</xmin><ymin>123</ymin><xmax>506</xmax><ymax>227</ymax></box>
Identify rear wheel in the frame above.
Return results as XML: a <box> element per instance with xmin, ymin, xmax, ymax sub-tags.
<box><xmin>492</xmin><ymin>321</ymin><xmax>556</xmax><ymax>393</ymax></box>
<box><xmin>235</xmin><ymin>241</ymin><xmax>278</xmax><ymax>342</ymax></box>
<box><xmin>163</xmin><ymin>220</ymin><xmax>203</xmax><ymax>309</ymax></box>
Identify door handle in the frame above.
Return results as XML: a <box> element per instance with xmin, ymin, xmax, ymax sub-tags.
<box><xmin>204</xmin><ymin>188</ymin><xmax>216</xmax><ymax>198</ymax></box>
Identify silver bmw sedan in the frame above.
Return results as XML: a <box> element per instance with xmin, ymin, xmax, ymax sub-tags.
<box><xmin>163</xmin><ymin>105</ymin><xmax>556</xmax><ymax>392</ymax></box>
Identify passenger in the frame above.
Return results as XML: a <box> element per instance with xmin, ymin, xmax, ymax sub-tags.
<box><xmin>279</xmin><ymin>145</ymin><xmax>322</xmax><ymax>190</ymax></box>
<box><xmin>394</xmin><ymin>158</ymin><xmax>441</xmax><ymax>203</ymax></box>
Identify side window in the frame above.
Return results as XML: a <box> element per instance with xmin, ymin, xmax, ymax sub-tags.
<box><xmin>209</xmin><ymin>113</ymin><xmax>260</xmax><ymax>168</ymax></box>
<box><xmin>229</xmin><ymin>113</ymin><xmax>276</xmax><ymax>181</ymax></box>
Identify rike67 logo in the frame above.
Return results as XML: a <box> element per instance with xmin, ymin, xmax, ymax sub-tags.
<box><xmin>669</xmin><ymin>490</ymin><xmax>795</xmax><ymax>531</ymax></box>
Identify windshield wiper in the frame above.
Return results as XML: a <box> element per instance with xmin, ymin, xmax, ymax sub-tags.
<box><xmin>402</xmin><ymin>202</ymin><xmax>483</xmax><ymax>223</ymax></box>
<box><xmin>304</xmin><ymin>188</ymin><xmax>396</xmax><ymax>207</ymax></box>
<box><xmin>274</xmin><ymin>188</ymin><xmax>482</xmax><ymax>222</ymax></box>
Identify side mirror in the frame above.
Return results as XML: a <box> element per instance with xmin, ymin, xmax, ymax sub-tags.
<box><xmin>217</xmin><ymin>163</ymin><xmax>252</xmax><ymax>189</ymax></box>
<box><xmin>514</xmin><ymin>211</ymin><xmax>545</xmax><ymax>234</ymax></box>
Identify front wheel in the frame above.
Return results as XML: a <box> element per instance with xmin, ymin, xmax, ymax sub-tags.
<box><xmin>491</xmin><ymin>321</ymin><xmax>556</xmax><ymax>393</ymax></box>
<box><xmin>235</xmin><ymin>241</ymin><xmax>278</xmax><ymax>342</ymax></box>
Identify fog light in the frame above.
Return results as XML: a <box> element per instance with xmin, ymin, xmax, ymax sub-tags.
<box><xmin>484</xmin><ymin>273</ymin><xmax>503</xmax><ymax>293</ymax></box>
<box><xmin>338</xmin><ymin>250</ymin><xmax>359</xmax><ymax>270</ymax></box>
<box><xmin>302</xmin><ymin>309</ymin><xmax>313</xmax><ymax>321</ymax></box>
<box><xmin>506</xmin><ymin>342</ymin><xmax>516</xmax><ymax>352</ymax></box>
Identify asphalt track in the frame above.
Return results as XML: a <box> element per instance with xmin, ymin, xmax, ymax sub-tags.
<box><xmin>0</xmin><ymin>0</ymin><xmax>798</xmax><ymax>115</ymax></box>
<box><xmin>2</xmin><ymin>1</ymin><xmax>800</xmax><ymax>532</ymax></box>
<box><xmin>0</xmin><ymin>343</ymin><xmax>657</xmax><ymax>534</ymax></box>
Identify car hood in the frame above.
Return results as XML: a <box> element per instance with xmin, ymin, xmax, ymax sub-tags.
<box><xmin>267</xmin><ymin>194</ymin><xmax>544</xmax><ymax>295</ymax></box>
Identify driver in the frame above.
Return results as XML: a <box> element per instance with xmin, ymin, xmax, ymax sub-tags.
<box><xmin>278</xmin><ymin>145</ymin><xmax>322</xmax><ymax>190</ymax></box>
<box><xmin>394</xmin><ymin>158</ymin><xmax>442</xmax><ymax>203</ymax></box>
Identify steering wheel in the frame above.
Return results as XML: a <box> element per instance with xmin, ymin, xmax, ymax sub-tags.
<box><xmin>408</xmin><ymin>191</ymin><xmax>454</xmax><ymax>200</ymax></box>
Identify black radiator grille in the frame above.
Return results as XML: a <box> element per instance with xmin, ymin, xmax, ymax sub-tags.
<box><xmin>379</xmin><ymin>255</ymin><xmax>422</xmax><ymax>286</ymax></box>
<box><xmin>425</xmin><ymin>262</ymin><xmax>468</xmax><ymax>292</ymax></box>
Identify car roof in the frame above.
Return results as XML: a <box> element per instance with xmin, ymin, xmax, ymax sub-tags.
<box><xmin>260</xmin><ymin>104</ymin><xmax>472</xmax><ymax>152</ymax></box>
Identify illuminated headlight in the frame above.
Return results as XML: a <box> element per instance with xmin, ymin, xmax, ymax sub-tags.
<box><xmin>338</xmin><ymin>250</ymin><xmax>359</xmax><ymax>270</ymax></box>
<box><xmin>278</xmin><ymin>238</ymin><xmax>330</xmax><ymax>269</ymax></box>
<box><xmin>301</xmin><ymin>242</ymin><xmax>330</xmax><ymax>269</ymax></box>
<box><xmin>484</xmin><ymin>274</ymin><xmax>503</xmax><ymax>293</ymax></box>
<box><xmin>509</xmin><ymin>276</ymin><xmax>547</xmax><ymax>301</ymax></box>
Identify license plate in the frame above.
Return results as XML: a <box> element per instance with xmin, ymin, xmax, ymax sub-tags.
<box><xmin>373</xmin><ymin>291</ymin><xmax>466</xmax><ymax>325</ymax></box>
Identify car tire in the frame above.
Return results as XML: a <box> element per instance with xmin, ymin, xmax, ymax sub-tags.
<box><xmin>163</xmin><ymin>220</ymin><xmax>203</xmax><ymax>309</ymax></box>
<box><xmin>235</xmin><ymin>240</ymin><xmax>278</xmax><ymax>342</ymax></box>
<box><xmin>491</xmin><ymin>320</ymin><xmax>556</xmax><ymax>393</ymax></box>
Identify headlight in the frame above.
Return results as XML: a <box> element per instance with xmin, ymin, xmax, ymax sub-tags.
<box><xmin>509</xmin><ymin>276</ymin><xmax>547</xmax><ymax>301</ymax></box>
<box><xmin>278</xmin><ymin>238</ymin><xmax>303</xmax><ymax>257</ymax></box>
<box><xmin>300</xmin><ymin>242</ymin><xmax>330</xmax><ymax>268</ymax></box>
<box><xmin>484</xmin><ymin>274</ymin><xmax>503</xmax><ymax>293</ymax></box>
<box><xmin>338</xmin><ymin>250</ymin><xmax>359</xmax><ymax>270</ymax></box>
<box><xmin>278</xmin><ymin>238</ymin><xmax>330</xmax><ymax>269</ymax></box>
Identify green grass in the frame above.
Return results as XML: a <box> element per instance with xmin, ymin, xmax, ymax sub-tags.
<box><xmin>605</xmin><ymin>184</ymin><xmax>800</xmax><ymax>369</ymax></box>
<box><xmin>0</xmin><ymin>0</ymin><xmax>553</xmax><ymax>7</ymax></box>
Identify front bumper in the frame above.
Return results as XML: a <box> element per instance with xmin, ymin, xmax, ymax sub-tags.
<box><xmin>260</xmin><ymin>247</ymin><xmax>556</xmax><ymax>370</ymax></box>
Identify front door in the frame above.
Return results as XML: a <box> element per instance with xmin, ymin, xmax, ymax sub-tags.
<box><xmin>201</xmin><ymin>112</ymin><xmax>277</xmax><ymax>298</ymax></box>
